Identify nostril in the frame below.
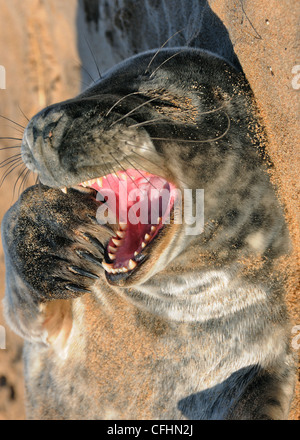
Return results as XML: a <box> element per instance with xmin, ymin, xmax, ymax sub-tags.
<box><xmin>36</xmin><ymin>110</ymin><xmax>71</xmax><ymax>150</ymax></box>
<box><xmin>42</xmin><ymin>121</ymin><xmax>61</xmax><ymax>146</ymax></box>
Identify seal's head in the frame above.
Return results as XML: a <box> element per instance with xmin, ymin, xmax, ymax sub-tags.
<box><xmin>21</xmin><ymin>48</ymin><xmax>259</xmax><ymax>287</ymax></box>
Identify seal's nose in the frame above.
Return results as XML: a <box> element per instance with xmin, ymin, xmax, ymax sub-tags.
<box><xmin>41</xmin><ymin>116</ymin><xmax>64</xmax><ymax>149</ymax></box>
<box><xmin>20</xmin><ymin>106</ymin><xmax>72</xmax><ymax>184</ymax></box>
<box><xmin>23</xmin><ymin>108</ymin><xmax>71</xmax><ymax>153</ymax></box>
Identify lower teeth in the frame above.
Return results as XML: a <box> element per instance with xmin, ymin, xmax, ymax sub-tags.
<box><xmin>103</xmin><ymin>221</ymin><xmax>159</xmax><ymax>275</ymax></box>
<box><xmin>102</xmin><ymin>259</ymin><xmax>137</xmax><ymax>274</ymax></box>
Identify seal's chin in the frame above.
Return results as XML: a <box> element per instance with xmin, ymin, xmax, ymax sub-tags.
<box><xmin>77</xmin><ymin>168</ymin><xmax>177</xmax><ymax>285</ymax></box>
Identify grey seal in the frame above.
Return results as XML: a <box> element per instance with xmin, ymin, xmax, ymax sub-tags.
<box><xmin>1</xmin><ymin>43</ymin><xmax>295</xmax><ymax>419</ymax></box>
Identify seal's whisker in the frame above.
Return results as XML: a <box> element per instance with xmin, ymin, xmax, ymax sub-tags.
<box><xmin>124</xmin><ymin>102</ymin><xmax>230</xmax><ymax>131</ymax></box>
<box><xmin>0</xmin><ymin>160</ymin><xmax>24</xmax><ymax>188</ymax></box>
<box><xmin>109</xmin><ymin>97</ymin><xmax>158</xmax><ymax>128</ymax></box>
<box><xmin>0</xmin><ymin>137</ymin><xmax>23</xmax><ymax>141</ymax></box>
<box><xmin>109</xmin><ymin>152</ymin><xmax>140</xmax><ymax>190</ymax></box>
<box><xmin>79</xmin><ymin>63</ymin><xmax>97</xmax><ymax>85</ymax></box>
<box><xmin>197</xmin><ymin>102</ymin><xmax>230</xmax><ymax>116</ymax></box>
<box><xmin>83</xmin><ymin>34</ymin><xmax>102</xmax><ymax>80</ymax></box>
<box><xmin>95</xmin><ymin>145</ymin><xmax>119</xmax><ymax>190</ymax></box>
<box><xmin>12</xmin><ymin>165</ymin><xmax>28</xmax><ymax>199</ymax></box>
<box><xmin>0</xmin><ymin>154</ymin><xmax>22</xmax><ymax>168</ymax></box>
<box><xmin>129</xmin><ymin>118</ymin><xmax>168</xmax><ymax>129</ymax></box>
<box><xmin>105</xmin><ymin>92</ymin><xmax>141</xmax><ymax>117</ymax></box>
<box><xmin>112</xmin><ymin>149</ymin><xmax>160</xmax><ymax>191</ymax></box>
<box><xmin>0</xmin><ymin>161</ymin><xmax>23</xmax><ymax>177</ymax></box>
<box><xmin>0</xmin><ymin>115</ymin><xmax>25</xmax><ymax>129</ymax></box>
<box><xmin>18</xmin><ymin>105</ymin><xmax>30</xmax><ymax>123</ymax></box>
<box><xmin>0</xmin><ymin>124</ymin><xmax>24</xmax><ymax>135</ymax></box>
<box><xmin>19</xmin><ymin>168</ymin><xmax>32</xmax><ymax>194</ymax></box>
<box><xmin>145</xmin><ymin>28</ymin><xmax>186</xmax><ymax>74</ymax></box>
<box><xmin>120</xmin><ymin>139</ymin><xmax>159</xmax><ymax>154</ymax></box>
<box><xmin>149</xmin><ymin>50</ymin><xmax>185</xmax><ymax>79</ymax></box>
<box><xmin>106</xmin><ymin>156</ymin><xmax>122</xmax><ymax>184</ymax></box>
<box><xmin>149</xmin><ymin>111</ymin><xmax>230</xmax><ymax>143</ymax></box>
<box><xmin>128</xmin><ymin>149</ymin><xmax>190</xmax><ymax>187</ymax></box>
<box><xmin>0</xmin><ymin>145</ymin><xmax>21</xmax><ymax>151</ymax></box>
<box><xmin>0</xmin><ymin>158</ymin><xmax>23</xmax><ymax>174</ymax></box>
<box><xmin>117</xmin><ymin>153</ymin><xmax>162</xmax><ymax>191</ymax></box>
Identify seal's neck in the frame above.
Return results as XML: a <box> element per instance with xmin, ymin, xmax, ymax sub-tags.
<box><xmin>120</xmin><ymin>267</ymin><xmax>268</xmax><ymax>322</ymax></box>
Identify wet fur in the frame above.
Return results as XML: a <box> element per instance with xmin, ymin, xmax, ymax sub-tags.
<box><xmin>1</xmin><ymin>2</ymin><xmax>296</xmax><ymax>420</ymax></box>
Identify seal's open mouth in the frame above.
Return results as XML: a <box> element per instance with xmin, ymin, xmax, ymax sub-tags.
<box><xmin>78</xmin><ymin>169</ymin><xmax>177</xmax><ymax>282</ymax></box>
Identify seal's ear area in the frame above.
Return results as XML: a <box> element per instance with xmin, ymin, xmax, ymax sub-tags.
<box><xmin>40</xmin><ymin>300</ymin><xmax>73</xmax><ymax>359</ymax></box>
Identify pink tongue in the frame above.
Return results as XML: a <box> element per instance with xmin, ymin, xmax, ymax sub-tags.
<box><xmin>89</xmin><ymin>169</ymin><xmax>171</xmax><ymax>225</ymax></box>
<box><xmin>86</xmin><ymin>169</ymin><xmax>176</xmax><ymax>268</ymax></box>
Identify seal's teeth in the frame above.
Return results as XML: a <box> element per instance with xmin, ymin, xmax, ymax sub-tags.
<box><xmin>81</xmin><ymin>182</ymin><xmax>87</xmax><ymax>187</ymax></box>
<box><xmin>141</xmin><ymin>241</ymin><xmax>146</xmax><ymax>249</ymax></box>
<box><xmin>108</xmin><ymin>245</ymin><xmax>117</xmax><ymax>254</ymax></box>
<box><xmin>116</xmin><ymin>230</ymin><xmax>126</xmax><ymax>239</ymax></box>
<box><xmin>61</xmin><ymin>187</ymin><xmax>67</xmax><ymax>194</ymax></box>
<box><xmin>157</xmin><ymin>217</ymin><xmax>162</xmax><ymax>224</ymax></box>
<box><xmin>122</xmin><ymin>267</ymin><xmax>128</xmax><ymax>273</ymax></box>
<box><xmin>134</xmin><ymin>251</ymin><xmax>138</xmax><ymax>257</ymax></box>
<box><xmin>144</xmin><ymin>233</ymin><xmax>151</xmax><ymax>242</ymax></box>
<box><xmin>108</xmin><ymin>253</ymin><xmax>116</xmax><ymax>260</ymax></box>
<box><xmin>119</xmin><ymin>223</ymin><xmax>128</xmax><ymax>231</ymax></box>
<box><xmin>112</xmin><ymin>238</ymin><xmax>122</xmax><ymax>247</ymax></box>
<box><xmin>102</xmin><ymin>262</ymin><xmax>114</xmax><ymax>273</ymax></box>
<box><xmin>151</xmin><ymin>226</ymin><xmax>156</xmax><ymax>234</ymax></box>
<box><xmin>128</xmin><ymin>259</ymin><xmax>137</xmax><ymax>270</ymax></box>
<box><xmin>97</xmin><ymin>178</ymin><xmax>102</xmax><ymax>187</ymax></box>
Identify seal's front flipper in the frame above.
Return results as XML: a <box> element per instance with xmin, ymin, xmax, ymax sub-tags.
<box><xmin>1</xmin><ymin>184</ymin><xmax>109</xmax><ymax>344</ymax></box>
<box><xmin>226</xmin><ymin>366</ymin><xmax>295</xmax><ymax>420</ymax></box>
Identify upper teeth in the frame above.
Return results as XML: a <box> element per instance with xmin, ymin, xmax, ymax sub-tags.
<box><xmin>81</xmin><ymin>177</ymin><xmax>102</xmax><ymax>188</ymax></box>
<box><xmin>116</xmin><ymin>230</ymin><xmax>126</xmax><ymax>239</ymax></box>
<box><xmin>112</xmin><ymin>237</ymin><xmax>122</xmax><ymax>247</ymax></box>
